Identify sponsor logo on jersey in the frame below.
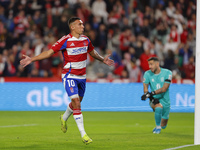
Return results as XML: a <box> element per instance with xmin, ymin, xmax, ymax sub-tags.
<box><xmin>71</xmin><ymin>47</ymin><xmax>87</xmax><ymax>54</ymax></box>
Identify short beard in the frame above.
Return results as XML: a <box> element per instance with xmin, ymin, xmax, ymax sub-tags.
<box><xmin>153</xmin><ymin>68</ymin><xmax>157</xmax><ymax>73</ymax></box>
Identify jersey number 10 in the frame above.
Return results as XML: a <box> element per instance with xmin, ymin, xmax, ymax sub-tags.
<box><xmin>67</xmin><ymin>80</ymin><xmax>75</xmax><ymax>87</ymax></box>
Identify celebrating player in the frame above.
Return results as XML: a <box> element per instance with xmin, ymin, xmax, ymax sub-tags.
<box><xmin>141</xmin><ymin>57</ymin><xmax>172</xmax><ymax>134</ymax></box>
<box><xmin>20</xmin><ymin>17</ymin><xmax>114</xmax><ymax>144</ymax></box>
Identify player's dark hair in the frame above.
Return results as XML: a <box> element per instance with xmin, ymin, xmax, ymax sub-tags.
<box><xmin>68</xmin><ymin>17</ymin><xmax>81</xmax><ymax>27</ymax></box>
<box><xmin>148</xmin><ymin>57</ymin><xmax>159</xmax><ymax>62</ymax></box>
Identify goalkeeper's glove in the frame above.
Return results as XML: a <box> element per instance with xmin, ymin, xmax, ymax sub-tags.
<box><xmin>149</xmin><ymin>96</ymin><xmax>159</xmax><ymax>105</ymax></box>
<box><xmin>141</xmin><ymin>91</ymin><xmax>156</xmax><ymax>100</ymax></box>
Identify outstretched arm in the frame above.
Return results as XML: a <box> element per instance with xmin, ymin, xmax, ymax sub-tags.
<box><xmin>20</xmin><ymin>49</ymin><xmax>55</xmax><ymax>68</ymax></box>
<box><xmin>89</xmin><ymin>50</ymin><xmax>115</xmax><ymax>66</ymax></box>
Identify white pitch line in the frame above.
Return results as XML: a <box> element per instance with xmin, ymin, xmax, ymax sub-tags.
<box><xmin>163</xmin><ymin>144</ymin><xmax>194</xmax><ymax>150</ymax></box>
<box><xmin>0</xmin><ymin>124</ymin><xmax>38</xmax><ymax>128</ymax></box>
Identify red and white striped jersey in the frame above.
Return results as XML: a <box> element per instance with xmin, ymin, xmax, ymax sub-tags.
<box><xmin>51</xmin><ymin>33</ymin><xmax>94</xmax><ymax>79</ymax></box>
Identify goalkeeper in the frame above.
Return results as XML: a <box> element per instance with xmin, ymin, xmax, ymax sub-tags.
<box><xmin>141</xmin><ymin>57</ymin><xmax>172</xmax><ymax>134</ymax></box>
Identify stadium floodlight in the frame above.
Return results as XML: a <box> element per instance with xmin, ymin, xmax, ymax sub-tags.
<box><xmin>195</xmin><ymin>0</ymin><xmax>200</xmax><ymax>145</ymax></box>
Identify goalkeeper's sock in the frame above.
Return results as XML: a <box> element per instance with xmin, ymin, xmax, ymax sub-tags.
<box><xmin>73</xmin><ymin>109</ymin><xmax>86</xmax><ymax>137</ymax></box>
<box><xmin>154</xmin><ymin>107</ymin><xmax>162</xmax><ymax>128</ymax></box>
<box><xmin>63</xmin><ymin>102</ymin><xmax>73</xmax><ymax>121</ymax></box>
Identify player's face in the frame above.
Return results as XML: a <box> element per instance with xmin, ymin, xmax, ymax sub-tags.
<box><xmin>148</xmin><ymin>60</ymin><xmax>159</xmax><ymax>73</ymax></box>
<box><xmin>72</xmin><ymin>20</ymin><xmax>84</xmax><ymax>35</ymax></box>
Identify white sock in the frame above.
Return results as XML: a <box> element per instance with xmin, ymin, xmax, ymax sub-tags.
<box><xmin>156</xmin><ymin>126</ymin><xmax>161</xmax><ymax>129</ymax></box>
<box><xmin>63</xmin><ymin>104</ymin><xmax>73</xmax><ymax>121</ymax></box>
<box><xmin>73</xmin><ymin>113</ymin><xmax>86</xmax><ymax>137</ymax></box>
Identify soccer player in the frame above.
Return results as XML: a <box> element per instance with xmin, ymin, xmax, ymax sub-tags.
<box><xmin>141</xmin><ymin>57</ymin><xmax>172</xmax><ymax>134</ymax></box>
<box><xmin>20</xmin><ymin>17</ymin><xmax>114</xmax><ymax>144</ymax></box>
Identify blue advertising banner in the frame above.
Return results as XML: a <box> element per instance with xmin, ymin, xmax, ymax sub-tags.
<box><xmin>0</xmin><ymin>82</ymin><xmax>195</xmax><ymax>112</ymax></box>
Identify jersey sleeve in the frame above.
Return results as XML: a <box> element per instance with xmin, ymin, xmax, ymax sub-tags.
<box><xmin>143</xmin><ymin>71</ymin><xmax>150</xmax><ymax>84</ymax></box>
<box><xmin>87</xmin><ymin>38</ymin><xmax>94</xmax><ymax>53</ymax></box>
<box><xmin>164</xmin><ymin>70</ymin><xmax>172</xmax><ymax>83</ymax></box>
<box><xmin>51</xmin><ymin>36</ymin><xmax>68</xmax><ymax>53</ymax></box>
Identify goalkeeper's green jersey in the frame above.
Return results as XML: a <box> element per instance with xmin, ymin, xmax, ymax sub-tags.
<box><xmin>143</xmin><ymin>68</ymin><xmax>172</xmax><ymax>107</ymax></box>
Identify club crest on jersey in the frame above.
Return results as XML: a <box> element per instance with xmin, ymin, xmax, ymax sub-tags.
<box><xmin>70</xmin><ymin>87</ymin><xmax>74</xmax><ymax>93</ymax></box>
<box><xmin>161</xmin><ymin>77</ymin><xmax>164</xmax><ymax>82</ymax></box>
<box><xmin>152</xmin><ymin>79</ymin><xmax>154</xmax><ymax>82</ymax></box>
<box><xmin>83</xmin><ymin>41</ymin><xmax>86</xmax><ymax>46</ymax></box>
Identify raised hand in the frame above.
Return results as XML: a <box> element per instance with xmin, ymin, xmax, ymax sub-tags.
<box><xmin>103</xmin><ymin>54</ymin><xmax>115</xmax><ymax>66</ymax></box>
<box><xmin>20</xmin><ymin>55</ymin><xmax>32</xmax><ymax>68</ymax></box>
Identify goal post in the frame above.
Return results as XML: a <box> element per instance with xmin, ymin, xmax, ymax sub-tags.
<box><xmin>194</xmin><ymin>0</ymin><xmax>200</xmax><ymax>145</ymax></box>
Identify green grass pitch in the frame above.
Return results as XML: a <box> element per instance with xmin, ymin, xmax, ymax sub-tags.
<box><xmin>0</xmin><ymin>111</ymin><xmax>200</xmax><ymax>150</ymax></box>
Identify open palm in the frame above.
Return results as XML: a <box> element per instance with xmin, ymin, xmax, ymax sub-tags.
<box><xmin>103</xmin><ymin>54</ymin><xmax>115</xmax><ymax>66</ymax></box>
<box><xmin>20</xmin><ymin>55</ymin><xmax>32</xmax><ymax>68</ymax></box>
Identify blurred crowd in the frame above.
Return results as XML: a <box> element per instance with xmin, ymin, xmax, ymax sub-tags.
<box><xmin>0</xmin><ymin>0</ymin><xmax>196</xmax><ymax>82</ymax></box>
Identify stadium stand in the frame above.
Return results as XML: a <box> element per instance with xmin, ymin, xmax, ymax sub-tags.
<box><xmin>0</xmin><ymin>0</ymin><xmax>196</xmax><ymax>83</ymax></box>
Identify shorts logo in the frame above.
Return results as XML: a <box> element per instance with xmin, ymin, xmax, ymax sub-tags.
<box><xmin>70</xmin><ymin>87</ymin><xmax>74</xmax><ymax>93</ymax></box>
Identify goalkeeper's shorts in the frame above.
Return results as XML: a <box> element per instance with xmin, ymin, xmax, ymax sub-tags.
<box><xmin>149</xmin><ymin>100</ymin><xmax>170</xmax><ymax>120</ymax></box>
